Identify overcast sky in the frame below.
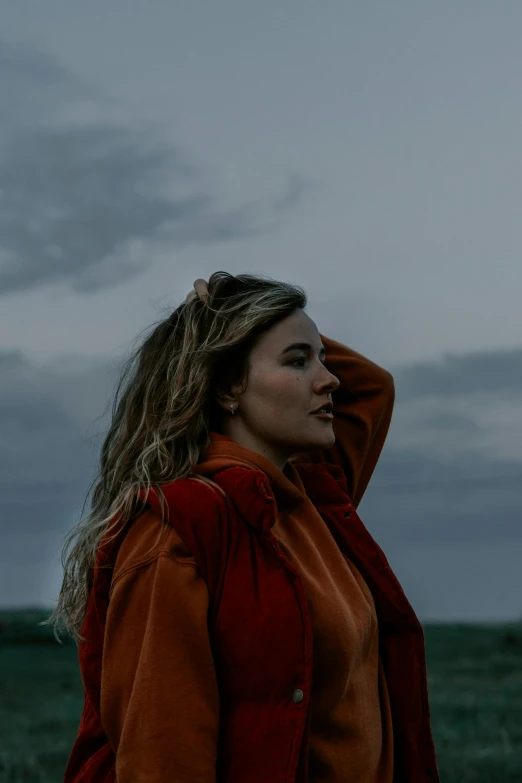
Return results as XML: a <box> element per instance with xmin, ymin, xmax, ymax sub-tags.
<box><xmin>2</xmin><ymin>1</ymin><xmax>521</xmax><ymax>622</ymax></box>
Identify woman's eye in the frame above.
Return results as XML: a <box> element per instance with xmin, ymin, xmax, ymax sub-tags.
<box><xmin>290</xmin><ymin>357</ymin><xmax>327</xmax><ymax>368</ymax></box>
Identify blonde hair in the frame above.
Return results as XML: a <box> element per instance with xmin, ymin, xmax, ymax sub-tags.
<box><xmin>39</xmin><ymin>271</ymin><xmax>307</xmax><ymax>645</ymax></box>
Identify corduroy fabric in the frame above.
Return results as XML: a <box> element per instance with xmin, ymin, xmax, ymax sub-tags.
<box><xmin>63</xmin><ymin>334</ymin><xmax>440</xmax><ymax>782</ymax></box>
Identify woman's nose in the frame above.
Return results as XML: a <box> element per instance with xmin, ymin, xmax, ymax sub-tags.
<box><xmin>326</xmin><ymin>370</ymin><xmax>340</xmax><ymax>390</ymax></box>
<box><xmin>317</xmin><ymin>371</ymin><xmax>339</xmax><ymax>393</ymax></box>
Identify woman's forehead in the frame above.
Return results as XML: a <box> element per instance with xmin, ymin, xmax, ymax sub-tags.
<box><xmin>255</xmin><ymin>311</ymin><xmax>321</xmax><ymax>354</ymax></box>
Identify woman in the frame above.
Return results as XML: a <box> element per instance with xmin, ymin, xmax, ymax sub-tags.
<box><xmin>44</xmin><ymin>272</ymin><xmax>439</xmax><ymax>782</ymax></box>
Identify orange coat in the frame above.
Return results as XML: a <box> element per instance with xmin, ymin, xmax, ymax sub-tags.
<box><xmin>64</xmin><ymin>335</ymin><xmax>440</xmax><ymax>782</ymax></box>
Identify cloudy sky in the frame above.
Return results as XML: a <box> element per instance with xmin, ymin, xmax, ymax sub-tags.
<box><xmin>2</xmin><ymin>1</ymin><xmax>521</xmax><ymax>622</ymax></box>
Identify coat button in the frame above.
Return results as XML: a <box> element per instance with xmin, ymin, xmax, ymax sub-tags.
<box><xmin>292</xmin><ymin>688</ymin><xmax>304</xmax><ymax>703</ymax></box>
<box><xmin>344</xmin><ymin>510</ymin><xmax>352</xmax><ymax>518</ymax></box>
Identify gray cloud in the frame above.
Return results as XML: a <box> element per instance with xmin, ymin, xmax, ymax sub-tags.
<box><xmin>1</xmin><ymin>25</ymin><xmax>520</xmax><ymax>619</ymax></box>
<box><xmin>0</xmin><ymin>40</ymin><xmax>96</xmax><ymax>130</ymax></box>
<box><xmin>1</xmin><ymin>340</ymin><xmax>520</xmax><ymax>617</ymax></box>
<box><xmin>365</xmin><ymin>446</ymin><xmax>522</xmax><ymax>543</ymax></box>
<box><xmin>0</xmin><ymin>40</ymin><xmax>314</xmax><ymax>297</ymax></box>
<box><xmin>391</xmin><ymin>346</ymin><xmax>522</xmax><ymax>398</ymax></box>
<box><xmin>1</xmin><ymin>344</ymin><xmax>521</xmax><ymax>548</ymax></box>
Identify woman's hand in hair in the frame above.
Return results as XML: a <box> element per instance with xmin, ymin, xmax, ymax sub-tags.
<box><xmin>184</xmin><ymin>279</ymin><xmax>209</xmax><ymax>305</ymax></box>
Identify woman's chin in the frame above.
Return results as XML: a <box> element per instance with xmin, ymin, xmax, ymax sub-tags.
<box><xmin>301</xmin><ymin>430</ymin><xmax>336</xmax><ymax>451</ymax></box>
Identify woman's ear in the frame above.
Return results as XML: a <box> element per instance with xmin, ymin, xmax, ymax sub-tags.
<box><xmin>213</xmin><ymin>391</ymin><xmax>236</xmax><ymax>414</ymax></box>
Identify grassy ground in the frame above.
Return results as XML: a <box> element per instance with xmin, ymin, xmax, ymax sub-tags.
<box><xmin>0</xmin><ymin>609</ymin><xmax>521</xmax><ymax>782</ymax></box>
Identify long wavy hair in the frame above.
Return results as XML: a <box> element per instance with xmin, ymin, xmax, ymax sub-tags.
<box><xmin>39</xmin><ymin>271</ymin><xmax>307</xmax><ymax>646</ymax></box>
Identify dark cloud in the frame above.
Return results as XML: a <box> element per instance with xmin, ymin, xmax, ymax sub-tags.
<box><xmin>1</xmin><ymin>345</ymin><xmax>521</xmax><ymax>548</ymax></box>
<box><xmin>418</xmin><ymin>411</ymin><xmax>482</xmax><ymax>435</ymax></box>
<box><xmin>0</xmin><ymin>40</ymin><xmax>96</xmax><ymax>129</ymax></box>
<box><xmin>363</xmin><ymin>446</ymin><xmax>522</xmax><ymax>545</ymax></box>
<box><xmin>0</xmin><ymin>40</ymin><xmax>314</xmax><ymax>297</ymax></box>
<box><xmin>1</xmin><ymin>36</ymin><xmax>520</xmax><ymax>617</ymax></box>
<box><xmin>0</xmin><ymin>352</ymin><xmax>91</xmax><ymax>515</ymax></box>
<box><xmin>391</xmin><ymin>346</ymin><xmax>522</xmax><ymax>397</ymax></box>
<box><xmin>371</xmin><ymin>444</ymin><xmax>522</xmax><ymax>488</ymax></box>
<box><xmin>1</xmin><ymin>343</ymin><xmax>520</xmax><ymax>615</ymax></box>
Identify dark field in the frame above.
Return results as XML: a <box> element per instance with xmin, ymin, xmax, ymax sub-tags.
<box><xmin>0</xmin><ymin>609</ymin><xmax>521</xmax><ymax>782</ymax></box>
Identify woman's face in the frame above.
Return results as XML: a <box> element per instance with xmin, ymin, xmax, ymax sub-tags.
<box><xmin>217</xmin><ymin>309</ymin><xmax>340</xmax><ymax>470</ymax></box>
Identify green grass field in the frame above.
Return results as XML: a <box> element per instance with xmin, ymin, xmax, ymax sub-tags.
<box><xmin>0</xmin><ymin>609</ymin><xmax>521</xmax><ymax>782</ymax></box>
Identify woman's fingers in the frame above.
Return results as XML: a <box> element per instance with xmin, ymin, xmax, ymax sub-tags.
<box><xmin>193</xmin><ymin>279</ymin><xmax>209</xmax><ymax>301</ymax></box>
<box><xmin>184</xmin><ymin>279</ymin><xmax>209</xmax><ymax>304</ymax></box>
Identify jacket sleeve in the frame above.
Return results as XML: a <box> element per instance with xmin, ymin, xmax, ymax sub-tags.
<box><xmin>296</xmin><ymin>334</ymin><xmax>395</xmax><ymax>509</ymax></box>
<box><xmin>100</xmin><ymin>549</ymin><xmax>220</xmax><ymax>782</ymax></box>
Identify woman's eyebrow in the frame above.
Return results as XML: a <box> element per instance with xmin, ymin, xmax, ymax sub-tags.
<box><xmin>280</xmin><ymin>342</ymin><xmax>326</xmax><ymax>358</ymax></box>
